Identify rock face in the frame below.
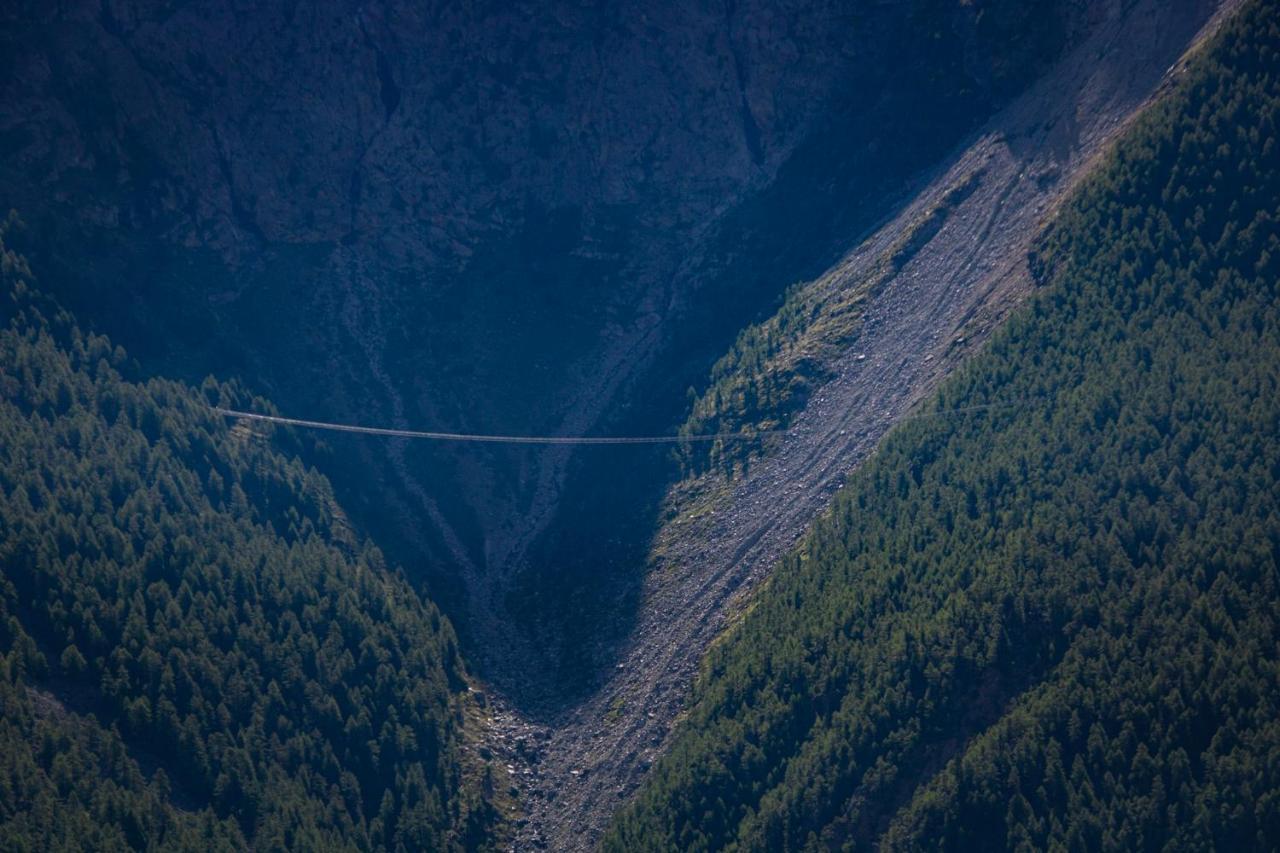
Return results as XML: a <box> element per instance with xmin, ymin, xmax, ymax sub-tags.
<box><xmin>2</xmin><ymin>0</ymin><xmax>1082</xmax><ymax>688</ymax></box>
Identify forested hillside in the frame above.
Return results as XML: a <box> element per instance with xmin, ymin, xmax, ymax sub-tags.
<box><xmin>0</xmin><ymin>219</ymin><xmax>495</xmax><ymax>849</ymax></box>
<box><xmin>607</xmin><ymin>1</ymin><xmax>1280</xmax><ymax>849</ymax></box>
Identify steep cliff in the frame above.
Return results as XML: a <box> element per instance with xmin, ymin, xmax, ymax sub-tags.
<box><xmin>2</xmin><ymin>1</ymin><xmax>1085</xmax><ymax>686</ymax></box>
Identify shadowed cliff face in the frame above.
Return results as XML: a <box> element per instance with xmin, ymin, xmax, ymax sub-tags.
<box><xmin>1</xmin><ymin>0</ymin><xmax>1081</xmax><ymax>700</ymax></box>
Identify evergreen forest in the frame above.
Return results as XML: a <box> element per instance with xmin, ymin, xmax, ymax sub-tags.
<box><xmin>0</xmin><ymin>220</ymin><xmax>495</xmax><ymax>850</ymax></box>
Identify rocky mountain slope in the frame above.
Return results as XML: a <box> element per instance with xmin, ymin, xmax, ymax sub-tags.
<box><xmin>497</xmin><ymin>0</ymin><xmax>1240</xmax><ymax>848</ymax></box>
<box><xmin>2</xmin><ymin>0</ymin><xmax>1086</xmax><ymax>684</ymax></box>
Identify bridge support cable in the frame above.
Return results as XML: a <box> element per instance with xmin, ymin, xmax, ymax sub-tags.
<box><xmin>213</xmin><ymin>398</ymin><xmax>1022</xmax><ymax>446</ymax></box>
